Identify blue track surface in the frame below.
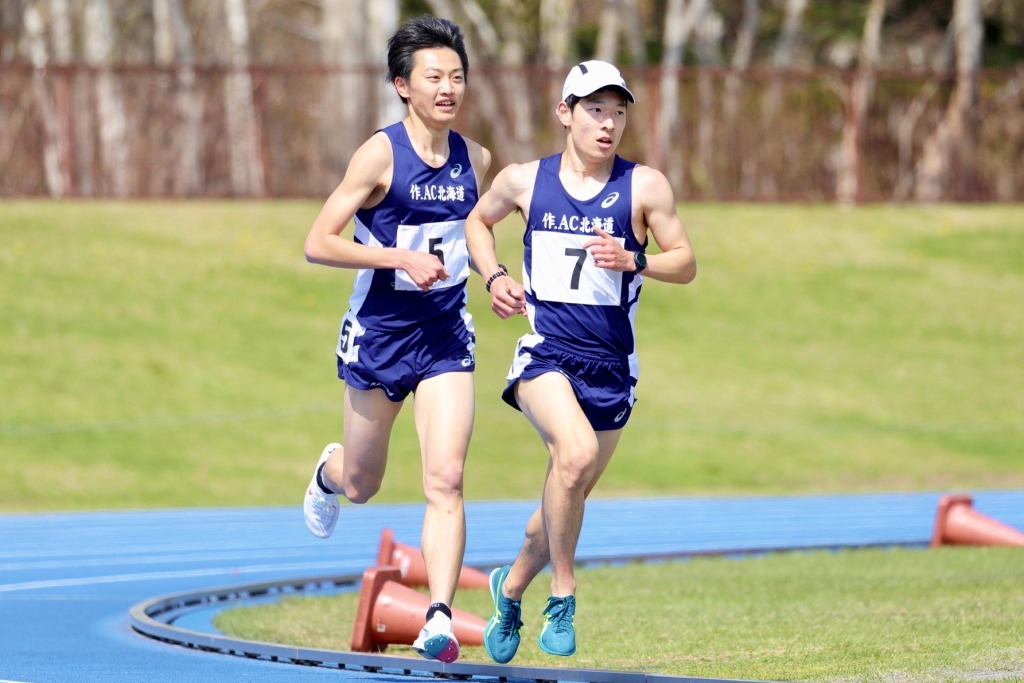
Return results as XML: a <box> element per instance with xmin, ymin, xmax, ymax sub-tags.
<box><xmin>2</xmin><ymin>491</ymin><xmax>1023</xmax><ymax>682</ymax></box>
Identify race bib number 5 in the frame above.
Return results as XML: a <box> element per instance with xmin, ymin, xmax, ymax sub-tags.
<box><xmin>394</xmin><ymin>220</ymin><xmax>470</xmax><ymax>292</ymax></box>
<box><xmin>531</xmin><ymin>231</ymin><xmax>624</xmax><ymax>306</ymax></box>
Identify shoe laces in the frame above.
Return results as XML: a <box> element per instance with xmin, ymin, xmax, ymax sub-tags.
<box><xmin>543</xmin><ymin>596</ymin><xmax>575</xmax><ymax>634</ymax></box>
<box><xmin>310</xmin><ymin>493</ymin><xmax>336</xmax><ymax>514</ymax></box>
<box><xmin>497</xmin><ymin>595</ymin><xmax>523</xmax><ymax>637</ymax></box>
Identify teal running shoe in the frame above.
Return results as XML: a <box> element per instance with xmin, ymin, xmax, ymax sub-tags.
<box><xmin>538</xmin><ymin>595</ymin><xmax>576</xmax><ymax>656</ymax></box>
<box><xmin>483</xmin><ymin>565</ymin><xmax>523</xmax><ymax>663</ymax></box>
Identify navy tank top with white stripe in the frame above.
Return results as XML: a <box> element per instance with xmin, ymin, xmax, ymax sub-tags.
<box><xmin>347</xmin><ymin>122</ymin><xmax>478</xmax><ymax>330</ymax></box>
<box><xmin>523</xmin><ymin>154</ymin><xmax>645</xmax><ymax>356</ymax></box>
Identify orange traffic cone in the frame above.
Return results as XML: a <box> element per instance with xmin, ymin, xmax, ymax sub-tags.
<box><xmin>376</xmin><ymin>528</ymin><xmax>489</xmax><ymax>589</ymax></box>
<box><xmin>930</xmin><ymin>493</ymin><xmax>1024</xmax><ymax>547</ymax></box>
<box><xmin>350</xmin><ymin>565</ymin><xmax>486</xmax><ymax>653</ymax></box>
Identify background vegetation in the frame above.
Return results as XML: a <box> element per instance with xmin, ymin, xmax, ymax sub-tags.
<box><xmin>4</xmin><ymin>0</ymin><xmax>1023</xmax><ymax>201</ymax></box>
<box><xmin>2</xmin><ymin>200</ymin><xmax>1022</xmax><ymax>512</ymax></box>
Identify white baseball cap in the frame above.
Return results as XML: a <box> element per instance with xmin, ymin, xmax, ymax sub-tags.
<box><xmin>561</xmin><ymin>60</ymin><xmax>635</xmax><ymax>104</ymax></box>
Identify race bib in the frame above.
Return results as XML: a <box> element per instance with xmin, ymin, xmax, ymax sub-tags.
<box><xmin>394</xmin><ymin>220</ymin><xmax>470</xmax><ymax>292</ymax></box>
<box><xmin>530</xmin><ymin>231</ymin><xmax>623</xmax><ymax>306</ymax></box>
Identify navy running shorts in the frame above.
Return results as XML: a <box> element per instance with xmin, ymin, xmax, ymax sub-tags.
<box><xmin>502</xmin><ymin>333</ymin><xmax>637</xmax><ymax>431</ymax></box>
<box><xmin>336</xmin><ymin>312</ymin><xmax>475</xmax><ymax>402</ymax></box>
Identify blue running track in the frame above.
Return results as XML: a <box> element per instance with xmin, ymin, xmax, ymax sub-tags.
<box><xmin>2</xmin><ymin>491</ymin><xmax>1023</xmax><ymax>682</ymax></box>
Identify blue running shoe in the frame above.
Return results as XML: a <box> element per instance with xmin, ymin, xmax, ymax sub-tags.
<box><xmin>538</xmin><ymin>595</ymin><xmax>576</xmax><ymax>656</ymax></box>
<box><xmin>483</xmin><ymin>565</ymin><xmax>523</xmax><ymax>663</ymax></box>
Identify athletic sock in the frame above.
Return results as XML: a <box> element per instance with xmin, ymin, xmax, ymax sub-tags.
<box><xmin>426</xmin><ymin>602</ymin><xmax>452</xmax><ymax>621</ymax></box>
<box><xmin>315</xmin><ymin>462</ymin><xmax>335</xmax><ymax>495</ymax></box>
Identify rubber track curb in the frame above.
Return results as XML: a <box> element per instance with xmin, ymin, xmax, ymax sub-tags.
<box><xmin>129</xmin><ymin>570</ymin><xmax>770</xmax><ymax>683</ymax></box>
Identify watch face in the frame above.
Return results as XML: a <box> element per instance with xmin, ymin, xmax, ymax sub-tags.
<box><xmin>635</xmin><ymin>252</ymin><xmax>647</xmax><ymax>272</ymax></box>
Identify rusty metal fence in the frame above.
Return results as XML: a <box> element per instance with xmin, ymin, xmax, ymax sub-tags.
<box><xmin>2</xmin><ymin>63</ymin><xmax>1022</xmax><ymax>201</ymax></box>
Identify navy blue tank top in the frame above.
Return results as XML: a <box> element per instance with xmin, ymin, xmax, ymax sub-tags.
<box><xmin>523</xmin><ymin>154</ymin><xmax>646</xmax><ymax>356</ymax></box>
<box><xmin>347</xmin><ymin>122</ymin><xmax>478</xmax><ymax>330</ymax></box>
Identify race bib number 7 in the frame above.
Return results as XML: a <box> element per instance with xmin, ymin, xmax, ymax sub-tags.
<box><xmin>394</xmin><ymin>220</ymin><xmax>470</xmax><ymax>292</ymax></box>
<box><xmin>530</xmin><ymin>231</ymin><xmax>624</xmax><ymax>306</ymax></box>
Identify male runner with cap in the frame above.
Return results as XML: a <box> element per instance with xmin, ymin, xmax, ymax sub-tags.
<box><xmin>464</xmin><ymin>60</ymin><xmax>696</xmax><ymax>662</ymax></box>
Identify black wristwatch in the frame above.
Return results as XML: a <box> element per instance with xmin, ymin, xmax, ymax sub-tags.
<box><xmin>633</xmin><ymin>252</ymin><xmax>647</xmax><ymax>273</ymax></box>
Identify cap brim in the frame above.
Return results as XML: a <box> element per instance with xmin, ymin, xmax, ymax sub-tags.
<box><xmin>566</xmin><ymin>83</ymin><xmax>635</xmax><ymax>104</ymax></box>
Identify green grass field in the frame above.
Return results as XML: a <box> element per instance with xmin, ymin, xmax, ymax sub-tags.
<box><xmin>2</xmin><ymin>201</ymin><xmax>1021</xmax><ymax>510</ymax></box>
<box><xmin>2</xmin><ymin>201</ymin><xmax>1023</xmax><ymax>681</ymax></box>
<box><xmin>214</xmin><ymin>547</ymin><xmax>1024</xmax><ymax>682</ymax></box>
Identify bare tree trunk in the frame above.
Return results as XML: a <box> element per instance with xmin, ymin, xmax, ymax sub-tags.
<box><xmin>23</xmin><ymin>0</ymin><xmax>69</xmax><ymax>197</ymax></box>
<box><xmin>46</xmin><ymin>0</ymin><xmax>79</xmax><ymax>196</ymax></box>
<box><xmin>836</xmin><ymin>0</ymin><xmax>886</xmax><ymax>205</ymax></box>
<box><xmin>0</xmin><ymin>66</ymin><xmax>8</xmax><ymax>184</ymax></box>
<box><xmin>578</xmin><ymin>1</ymin><xmax>649</xmax><ymax>159</ymax></box>
<box><xmin>1</xmin><ymin>3</ymin><xmax>20</xmax><ymax>61</ymax></box>
<box><xmin>891</xmin><ymin>12</ymin><xmax>957</xmax><ymax>200</ymax></box>
<box><xmin>540</xmin><ymin>0</ymin><xmax>574</xmax><ymax>106</ymax></box>
<box><xmin>540</xmin><ymin>0</ymin><xmax>573</xmax><ymax>66</ymax></box>
<box><xmin>154</xmin><ymin>0</ymin><xmax>204</xmax><ymax>196</ymax></box>
<box><xmin>365</xmin><ymin>0</ymin><xmax>402</xmax><ymax>129</ymax></box>
<box><xmin>596</xmin><ymin>0</ymin><xmax>621</xmax><ymax>62</ymax></box>
<box><xmin>47</xmin><ymin>0</ymin><xmax>72</xmax><ymax>64</ymax></box>
<box><xmin>984</xmin><ymin>70</ymin><xmax>1024</xmax><ymax>199</ymax></box>
<box><xmin>721</xmin><ymin>0</ymin><xmax>760</xmax><ymax>198</ymax></box>
<box><xmin>321</xmin><ymin>0</ymin><xmax>367</xmax><ymax>181</ymax></box>
<box><xmin>461</xmin><ymin>0</ymin><xmax>535</xmax><ymax>159</ymax></box>
<box><xmin>619</xmin><ymin>0</ymin><xmax>648</xmax><ymax>156</ymax></box>
<box><xmin>754</xmin><ymin>0</ymin><xmax>807</xmax><ymax>198</ymax></box>
<box><xmin>594</xmin><ymin>0</ymin><xmax>646</xmax><ymax>65</ymax></box>
<box><xmin>694</xmin><ymin>8</ymin><xmax>724</xmax><ymax>197</ymax></box>
<box><xmin>723</xmin><ymin>0</ymin><xmax>759</xmax><ymax>121</ymax></box>
<box><xmin>41</xmin><ymin>0</ymin><xmax>95</xmax><ymax>196</ymax></box>
<box><xmin>655</xmin><ymin>0</ymin><xmax>707</xmax><ymax>194</ymax></box>
<box><xmin>223</xmin><ymin>0</ymin><xmax>266</xmax><ymax>196</ymax></box>
<box><xmin>622</xmin><ymin>0</ymin><xmax>646</xmax><ymax>64</ymax></box>
<box><xmin>495</xmin><ymin>0</ymin><xmax>536</xmax><ymax>159</ymax></box>
<box><xmin>773</xmin><ymin>0</ymin><xmax>807</xmax><ymax>68</ymax></box>
<box><xmin>84</xmin><ymin>0</ymin><xmax>132</xmax><ymax>196</ymax></box>
<box><xmin>915</xmin><ymin>0</ymin><xmax>983</xmax><ymax>201</ymax></box>
<box><xmin>423</xmin><ymin>0</ymin><xmax>520</xmax><ymax>166</ymax></box>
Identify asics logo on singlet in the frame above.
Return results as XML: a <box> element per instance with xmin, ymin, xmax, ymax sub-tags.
<box><xmin>600</xmin><ymin>192</ymin><xmax>621</xmax><ymax>208</ymax></box>
<box><xmin>450</xmin><ymin>163</ymin><xmax>463</xmax><ymax>179</ymax></box>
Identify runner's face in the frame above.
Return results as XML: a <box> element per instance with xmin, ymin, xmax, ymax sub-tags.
<box><xmin>397</xmin><ymin>48</ymin><xmax>465</xmax><ymax>124</ymax></box>
<box><xmin>566</xmin><ymin>91</ymin><xmax>627</xmax><ymax>160</ymax></box>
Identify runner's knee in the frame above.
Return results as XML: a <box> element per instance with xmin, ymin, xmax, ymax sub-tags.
<box><xmin>423</xmin><ymin>460</ymin><xmax>465</xmax><ymax>499</ymax></box>
<box><xmin>342</xmin><ymin>473</ymin><xmax>382</xmax><ymax>504</ymax></box>
<box><xmin>552</xmin><ymin>444</ymin><xmax>598</xmax><ymax>492</ymax></box>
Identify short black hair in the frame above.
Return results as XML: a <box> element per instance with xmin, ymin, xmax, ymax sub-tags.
<box><xmin>386</xmin><ymin>15</ymin><xmax>469</xmax><ymax>103</ymax></box>
<box><xmin>564</xmin><ymin>87</ymin><xmax>632</xmax><ymax>111</ymax></box>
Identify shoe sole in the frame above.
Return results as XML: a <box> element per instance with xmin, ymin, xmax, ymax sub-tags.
<box><xmin>413</xmin><ymin>634</ymin><xmax>459</xmax><ymax>663</ymax></box>
<box><xmin>537</xmin><ymin>635</ymin><xmax>576</xmax><ymax>657</ymax></box>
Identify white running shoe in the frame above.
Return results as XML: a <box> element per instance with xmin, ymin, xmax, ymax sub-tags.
<box><xmin>412</xmin><ymin>613</ymin><xmax>460</xmax><ymax>663</ymax></box>
<box><xmin>303</xmin><ymin>443</ymin><xmax>341</xmax><ymax>539</ymax></box>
